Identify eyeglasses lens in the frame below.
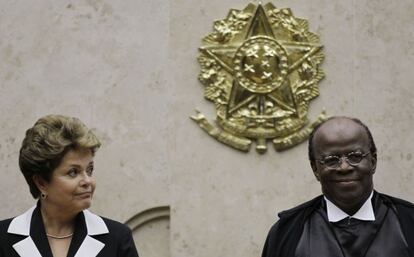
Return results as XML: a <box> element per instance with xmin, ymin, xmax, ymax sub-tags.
<box><xmin>346</xmin><ymin>153</ymin><xmax>364</xmax><ymax>165</ymax></box>
<box><xmin>322</xmin><ymin>152</ymin><xmax>365</xmax><ymax>168</ymax></box>
<box><xmin>323</xmin><ymin>156</ymin><xmax>341</xmax><ymax>168</ymax></box>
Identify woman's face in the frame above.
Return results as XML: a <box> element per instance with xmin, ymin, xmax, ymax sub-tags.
<box><xmin>41</xmin><ymin>147</ymin><xmax>96</xmax><ymax>214</ymax></box>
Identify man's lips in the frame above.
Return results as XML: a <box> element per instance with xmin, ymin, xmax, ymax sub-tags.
<box><xmin>331</xmin><ymin>178</ymin><xmax>361</xmax><ymax>183</ymax></box>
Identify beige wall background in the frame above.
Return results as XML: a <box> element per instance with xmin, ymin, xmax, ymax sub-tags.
<box><xmin>0</xmin><ymin>1</ymin><xmax>413</xmax><ymax>257</ymax></box>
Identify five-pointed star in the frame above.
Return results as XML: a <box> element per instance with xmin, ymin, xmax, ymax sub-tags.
<box><xmin>200</xmin><ymin>5</ymin><xmax>322</xmax><ymax>77</ymax></box>
<box><xmin>199</xmin><ymin>4</ymin><xmax>323</xmax><ymax>114</ymax></box>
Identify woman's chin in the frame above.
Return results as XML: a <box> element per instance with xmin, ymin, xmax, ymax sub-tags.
<box><xmin>76</xmin><ymin>199</ymin><xmax>92</xmax><ymax>211</ymax></box>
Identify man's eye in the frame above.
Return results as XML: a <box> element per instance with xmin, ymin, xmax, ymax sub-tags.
<box><xmin>324</xmin><ymin>156</ymin><xmax>340</xmax><ymax>166</ymax></box>
<box><xmin>347</xmin><ymin>153</ymin><xmax>363</xmax><ymax>163</ymax></box>
<box><xmin>68</xmin><ymin>169</ymin><xmax>78</xmax><ymax>177</ymax></box>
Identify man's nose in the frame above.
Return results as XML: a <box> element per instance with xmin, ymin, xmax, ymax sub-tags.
<box><xmin>338</xmin><ymin>157</ymin><xmax>353</xmax><ymax>171</ymax></box>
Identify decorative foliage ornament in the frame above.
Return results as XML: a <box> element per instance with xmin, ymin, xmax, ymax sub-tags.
<box><xmin>191</xmin><ymin>3</ymin><xmax>327</xmax><ymax>154</ymax></box>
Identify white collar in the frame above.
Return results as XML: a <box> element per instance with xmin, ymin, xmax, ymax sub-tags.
<box><xmin>83</xmin><ymin>209</ymin><xmax>109</xmax><ymax>235</ymax></box>
<box><xmin>324</xmin><ymin>191</ymin><xmax>375</xmax><ymax>222</ymax></box>
<box><xmin>7</xmin><ymin>205</ymin><xmax>108</xmax><ymax>257</ymax></box>
<box><xmin>7</xmin><ymin>206</ymin><xmax>36</xmax><ymax>236</ymax></box>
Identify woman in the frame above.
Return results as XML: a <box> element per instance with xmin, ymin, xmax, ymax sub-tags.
<box><xmin>0</xmin><ymin>115</ymin><xmax>139</xmax><ymax>257</ymax></box>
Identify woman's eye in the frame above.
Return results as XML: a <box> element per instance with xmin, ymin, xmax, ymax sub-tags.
<box><xmin>86</xmin><ymin>167</ymin><xmax>94</xmax><ymax>176</ymax></box>
<box><xmin>68</xmin><ymin>169</ymin><xmax>78</xmax><ymax>177</ymax></box>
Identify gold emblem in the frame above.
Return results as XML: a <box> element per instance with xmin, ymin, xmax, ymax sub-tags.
<box><xmin>191</xmin><ymin>3</ymin><xmax>327</xmax><ymax>153</ymax></box>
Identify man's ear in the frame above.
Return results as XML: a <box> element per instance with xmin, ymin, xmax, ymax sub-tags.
<box><xmin>33</xmin><ymin>175</ymin><xmax>48</xmax><ymax>194</ymax></box>
<box><xmin>311</xmin><ymin>162</ymin><xmax>320</xmax><ymax>181</ymax></box>
<box><xmin>370</xmin><ymin>152</ymin><xmax>377</xmax><ymax>174</ymax></box>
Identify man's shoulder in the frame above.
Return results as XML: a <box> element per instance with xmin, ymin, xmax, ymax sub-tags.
<box><xmin>379</xmin><ymin>192</ymin><xmax>414</xmax><ymax>209</ymax></box>
<box><xmin>277</xmin><ymin>195</ymin><xmax>324</xmax><ymax>219</ymax></box>
<box><xmin>263</xmin><ymin>195</ymin><xmax>324</xmax><ymax>257</ymax></box>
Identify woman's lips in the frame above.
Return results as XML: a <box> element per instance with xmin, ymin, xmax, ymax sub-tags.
<box><xmin>76</xmin><ymin>192</ymin><xmax>92</xmax><ymax>198</ymax></box>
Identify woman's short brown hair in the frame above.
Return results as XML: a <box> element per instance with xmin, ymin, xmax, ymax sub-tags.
<box><xmin>19</xmin><ymin>114</ymin><xmax>101</xmax><ymax>198</ymax></box>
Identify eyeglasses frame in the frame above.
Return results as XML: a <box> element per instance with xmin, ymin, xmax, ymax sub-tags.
<box><xmin>316</xmin><ymin>151</ymin><xmax>371</xmax><ymax>169</ymax></box>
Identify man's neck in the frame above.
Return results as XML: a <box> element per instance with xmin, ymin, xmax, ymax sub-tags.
<box><xmin>324</xmin><ymin>191</ymin><xmax>375</xmax><ymax>222</ymax></box>
<box><xmin>327</xmin><ymin>190</ymin><xmax>373</xmax><ymax>216</ymax></box>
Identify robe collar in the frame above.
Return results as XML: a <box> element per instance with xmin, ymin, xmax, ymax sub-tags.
<box><xmin>7</xmin><ymin>204</ymin><xmax>108</xmax><ymax>257</ymax></box>
<box><xmin>324</xmin><ymin>191</ymin><xmax>375</xmax><ymax>222</ymax></box>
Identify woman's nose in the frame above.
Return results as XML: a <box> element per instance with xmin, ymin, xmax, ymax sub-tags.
<box><xmin>79</xmin><ymin>172</ymin><xmax>93</xmax><ymax>185</ymax></box>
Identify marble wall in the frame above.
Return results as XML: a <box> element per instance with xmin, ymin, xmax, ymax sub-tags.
<box><xmin>0</xmin><ymin>1</ymin><xmax>413</xmax><ymax>257</ymax></box>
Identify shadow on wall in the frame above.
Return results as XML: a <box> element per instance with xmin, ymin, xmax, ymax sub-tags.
<box><xmin>125</xmin><ymin>206</ymin><xmax>170</xmax><ymax>257</ymax></box>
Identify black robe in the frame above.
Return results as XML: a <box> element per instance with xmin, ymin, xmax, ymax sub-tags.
<box><xmin>261</xmin><ymin>192</ymin><xmax>414</xmax><ymax>257</ymax></box>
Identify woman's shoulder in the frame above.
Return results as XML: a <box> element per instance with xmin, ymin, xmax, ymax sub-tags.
<box><xmin>86</xmin><ymin>212</ymin><xmax>138</xmax><ymax>255</ymax></box>
<box><xmin>0</xmin><ymin>218</ymin><xmax>13</xmax><ymax>225</ymax></box>
<box><xmin>84</xmin><ymin>210</ymin><xmax>132</xmax><ymax>235</ymax></box>
<box><xmin>0</xmin><ymin>218</ymin><xmax>14</xmax><ymax>244</ymax></box>
<box><xmin>84</xmin><ymin>210</ymin><xmax>131</xmax><ymax>233</ymax></box>
<box><xmin>0</xmin><ymin>218</ymin><xmax>13</xmax><ymax>232</ymax></box>
<box><xmin>95</xmin><ymin>216</ymin><xmax>139</xmax><ymax>257</ymax></box>
<box><xmin>100</xmin><ymin>216</ymin><xmax>132</xmax><ymax>234</ymax></box>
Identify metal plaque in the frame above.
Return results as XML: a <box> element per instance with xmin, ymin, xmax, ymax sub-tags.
<box><xmin>191</xmin><ymin>3</ymin><xmax>327</xmax><ymax>154</ymax></box>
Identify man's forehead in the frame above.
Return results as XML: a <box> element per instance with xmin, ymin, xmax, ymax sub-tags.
<box><xmin>313</xmin><ymin>117</ymin><xmax>369</xmax><ymax>145</ymax></box>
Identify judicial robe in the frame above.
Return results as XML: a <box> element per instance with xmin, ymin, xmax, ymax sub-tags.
<box><xmin>261</xmin><ymin>192</ymin><xmax>414</xmax><ymax>257</ymax></box>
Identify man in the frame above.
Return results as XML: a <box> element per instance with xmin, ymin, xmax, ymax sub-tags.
<box><xmin>261</xmin><ymin>117</ymin><xmax>414</xmax><ymax>257</ymax></box>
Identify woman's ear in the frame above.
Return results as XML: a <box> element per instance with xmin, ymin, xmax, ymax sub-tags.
<box><xmin>33</xmin><ymin>175</ymin><xmax>48</xmax><ymax>194</ymax></box>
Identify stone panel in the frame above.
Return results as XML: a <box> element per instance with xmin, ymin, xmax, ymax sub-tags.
<box><xmin>0</xmin><ymin>1</ymin><xmax>413</xmax><ymax>257</ymax></box>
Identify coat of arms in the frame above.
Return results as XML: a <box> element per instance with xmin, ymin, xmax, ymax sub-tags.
<box><xmin>191</xmin><ymin>3</ymin><xmax>327</xmax><ymax>153</ymax></box>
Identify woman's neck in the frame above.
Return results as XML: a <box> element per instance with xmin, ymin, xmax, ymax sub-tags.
<box><xmin>40</xmin><ymin>201</ymin><xmax>77</xmax><ymax>236</ymax></box>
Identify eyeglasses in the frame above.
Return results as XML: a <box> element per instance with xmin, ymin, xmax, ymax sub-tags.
<box><xmin>317</xmin><ymin>151</ymin><xmax>370</xmax><ymax>169</ymax></box>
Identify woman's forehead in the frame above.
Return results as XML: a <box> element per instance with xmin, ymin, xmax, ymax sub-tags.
<box><xmin>59</xmin><ymin>148</ymin><xmax>93</xmax><ymax>166</ymax></box>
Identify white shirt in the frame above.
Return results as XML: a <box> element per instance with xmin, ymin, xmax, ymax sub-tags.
<box><xmin>324</xmin><ymin>191</ymin><xmax>375</xmax><ymax>222</ymax></box>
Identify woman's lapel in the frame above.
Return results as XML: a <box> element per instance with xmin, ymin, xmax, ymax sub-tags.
<box><xmin>8</xmin><ymin>205</ymin><xmax>108</xmax><ymax>257</ymax></box>
<box><xmin>7</xmin><ymin>205</ymin><xmax>52</xmax><ymax>257</ymax></box>
<box><xmin>67</xmin><ymin>210</ymin><xmax>108</xmax><ymax>257</ymax></box>
<box><xmin>30</xmin><ymin>206</ymin><xmax>53</xmax><ymax>257</ymax></box>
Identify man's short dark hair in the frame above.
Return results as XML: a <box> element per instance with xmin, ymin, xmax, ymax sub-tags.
<box><xmin>308</xmin><ymin>117</ymin><xmax>377</xmax><ymax>166</ymax></box>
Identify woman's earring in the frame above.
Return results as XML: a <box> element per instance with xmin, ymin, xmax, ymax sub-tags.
<box><xmin>41</xmin><ymin>192</ymin><xmax>47</xmax><ymax>199</ymax></box>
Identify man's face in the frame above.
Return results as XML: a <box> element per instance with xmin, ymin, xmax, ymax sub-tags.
<box><xmin>311</xmin><ymin>118</ymin><xmax>377</xmax><ymax>212</ymax></box>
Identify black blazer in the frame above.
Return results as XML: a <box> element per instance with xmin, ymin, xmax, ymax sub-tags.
<box><xmin>0</xmin><ymin>204</ymin><xmax>139</xmax><ymax>257</ymax></box>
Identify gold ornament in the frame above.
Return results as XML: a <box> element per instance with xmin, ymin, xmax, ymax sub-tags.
<box><xmin>191</xmin><ymin>3</ymin><xmax>328</xmax><ymax>153</ymax></box>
